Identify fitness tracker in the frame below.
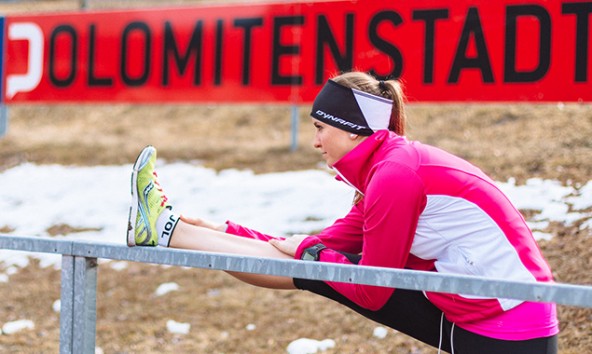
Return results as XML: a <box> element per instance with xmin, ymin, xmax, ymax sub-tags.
<box><xmin>301</xmin><ymin>244</ymin><xmax>327</xmax><ymax>261</ymax></box>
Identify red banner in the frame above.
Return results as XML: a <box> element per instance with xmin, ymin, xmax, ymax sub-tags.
<box><xmin>3</xmin><ymin>0</ymin><xmax>592</xmax><ymax>103</ymax></box>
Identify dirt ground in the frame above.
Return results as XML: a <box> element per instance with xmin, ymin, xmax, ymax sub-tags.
<box><xmin>0</xmin><ymin>101</ymin><xmax>591</xmax><ymax>354</ymax></box>
<box><xmin>1</xmin><ymin>1</ymin><xmax>591</xmax><ymax>353</ymax></box>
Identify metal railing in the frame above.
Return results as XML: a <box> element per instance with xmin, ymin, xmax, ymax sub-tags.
<box><xmin>1</xmin><ymin>234</ymin><xmax>591</xmax><ymax>353</ymax></box>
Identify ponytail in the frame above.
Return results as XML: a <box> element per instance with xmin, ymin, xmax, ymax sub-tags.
<box><xmin>380</xmin><ymin>80</ymin><xmax>406</xmax><ymax>136</ymax></box>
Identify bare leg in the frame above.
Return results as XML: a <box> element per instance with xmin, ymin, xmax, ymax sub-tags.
<box><xmin>169</xmin><ymin>220</ymin><xmax>297</xmax><ymax>290</ymax></box>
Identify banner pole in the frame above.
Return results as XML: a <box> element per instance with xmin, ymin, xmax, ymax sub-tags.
<box><xmin>290</xmin><ymin>105</ymin><xmax>299</xmax><ymax>152</ymax></box>
<box><xmin>0</xmin><ymin>104</ymin><xmax>7</xmax><ymax>138</ymax></box>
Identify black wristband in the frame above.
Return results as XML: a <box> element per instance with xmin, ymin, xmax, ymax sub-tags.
<box><xmin>301</xmin><ymin>244</ymin><xmax>327</xmax><ymax>261</ymax></box>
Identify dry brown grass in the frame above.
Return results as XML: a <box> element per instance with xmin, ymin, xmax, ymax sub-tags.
<box><xmin>2</xmin><ymin>102</ymin><xmax>591</xmax><ymax>183</ymax></box>
<box><xmin>0</xmin><ymin>102</ymin><xmax>590</xmax><ymax>353</ymax></box>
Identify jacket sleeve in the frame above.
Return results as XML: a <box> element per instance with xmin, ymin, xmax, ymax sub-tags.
<box><xmin>224</xmin><ymin>221</ymin><xmax>281</xmax><ymax>241</ymax></box>
<box><xmin>296</xmin><ymin>162</ymin><xmax>427</xmax><ymax>311</ymax></box>
<box><xmin>313</xmin><ymin>203</ymin><xmax>364</xmax><ymax>253</ymax></box>
<box><xmin>225</xmin><ymin>202</ymin><xmax>365</xmax><ymax>252</ymax></box>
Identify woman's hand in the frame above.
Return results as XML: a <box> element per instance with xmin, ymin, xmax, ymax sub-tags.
<box><xmin>180</xmin><ymin>215</ymin><xmax>227</xmax><ymax>232</ymax></box>
<box><xmin>269</xmin><ymin>234</ymin><xmax>309</xmax><ymax>258</ymax></box>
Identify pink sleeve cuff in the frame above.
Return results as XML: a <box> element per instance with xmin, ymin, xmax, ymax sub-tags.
<box><xmin>294</xmin><ymin>235</ymin><xmax>323</xmax><ymax>260</ymax></box>
<box><xmin>224</xmin><ymin>220</ymin><xmax>238</xmax><ymax>234</ymax></box>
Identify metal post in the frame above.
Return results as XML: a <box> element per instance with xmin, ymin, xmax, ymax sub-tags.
<box><xmin>0</xmin><ymin>105</ymin><xmax>7</xmax><ymax>138</ymax></box>
<box><xmin>59</xmin><ymin>255</ymin><xmax>97</xmax><ymax>354</ymax></box>
<box><xmin>59</xmin><ymin>256</ymin><xmax>75</xmax><ymax>354</ymax></box>
<box><xmin>290</xmin><ymin>105</ymin><xmax>299</xmax><ymax>151</ymax></box>
<box><xmin>72</xmin><ymin>256</ymin><xmax>98</xmax><ymax>354</ymax></box>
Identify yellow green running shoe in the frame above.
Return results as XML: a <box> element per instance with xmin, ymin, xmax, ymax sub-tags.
<box><xmin>127</xmin><ymin>146</ymin><xmax>170</xmax><ymax>247</ymax></box>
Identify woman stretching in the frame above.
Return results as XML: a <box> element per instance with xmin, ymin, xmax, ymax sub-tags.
<box><xmin>126</xmin><ymin>71</ymin><xmax>558</xmax><ymax>353</ymax></box>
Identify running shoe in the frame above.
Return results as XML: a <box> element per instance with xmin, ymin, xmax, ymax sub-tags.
<box><xmin>126</xmin><ymin>146</ymin><xmax>171</xmax><ymax>247</ymax></box>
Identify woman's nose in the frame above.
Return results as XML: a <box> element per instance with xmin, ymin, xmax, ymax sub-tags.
<box><xmin>312</xmin><ymin>136</ymin><xmax>321</xmax><ymax>149</ymax></box>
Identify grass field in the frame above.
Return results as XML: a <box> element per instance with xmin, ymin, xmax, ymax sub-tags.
<box><xmin>0</xmin><ymin>102</ymin><xmax>590</xmax><ymax>353</ymax></box>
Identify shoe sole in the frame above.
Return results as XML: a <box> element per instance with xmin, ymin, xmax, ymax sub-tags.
<box><xmin>126</xmin><ymin>146</ymin><xmax>155</xmax><ymax>247</ymax></box>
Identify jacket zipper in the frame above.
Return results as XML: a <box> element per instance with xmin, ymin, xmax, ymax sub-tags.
<box><xmin>333</xmin><ymin>167</ymin><xmax>364</xmax><ymax>197</ymax></box>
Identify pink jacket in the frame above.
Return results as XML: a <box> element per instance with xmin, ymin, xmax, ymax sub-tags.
<box><xmin>226</xmin><ymin>130</ymin><xmax>556</xmax><ymax>328</ymax></box>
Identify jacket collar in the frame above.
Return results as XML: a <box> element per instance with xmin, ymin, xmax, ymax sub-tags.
<box><xmin>332</xmin><ymin>130</ymin><xmax>394</xmax><ymax>195</ymax></box>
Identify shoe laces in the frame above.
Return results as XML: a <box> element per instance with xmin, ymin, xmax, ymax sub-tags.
<box><xmin>153</xmin><ymin>171</ymin><xmax>169</xmax><ymax>207</ymax></box>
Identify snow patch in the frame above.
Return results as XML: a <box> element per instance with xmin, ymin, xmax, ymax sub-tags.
<box><xmin>2</xmin><ymin>319</ymin><xmax>34</xmax><ymax>334</ymax></box>
<box><xmin>373</xmin><ymin>326</ymin><xmax>388</xmax><ymax>339</ymax></box>
<box><xmin>166</xmin><ymin>320</ymin><xmax>190</xmax><ymax>334</ymax></box>
<box><xmin>0</xmin><ymin>164</ymin><xmax>590</xmax><ymax>274</ymax></box>
<box><xmin>110</xmin><ymin>261</ymin><xmax>128</xmax><ymax>271</ymax></box>
<box><xmin>287</xmin><ymin>338</ymin><xmax>336</xmax><ymax>354</ymax></box>
<box><xmin>52</xmin><ymin>299</ymin><xmax>61</xmax><ymax>313</ymax></box>
<box><xmin>155</xmin><ymin>282</ymin><xmax>180</xmax><ymax>296</ymax></box>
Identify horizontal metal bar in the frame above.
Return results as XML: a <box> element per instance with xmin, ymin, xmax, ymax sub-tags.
<box><xmin>0</xmin><ymin>234</ymin><xmax>73</xmax><ymax>254</ymax></box>
<box><xmin>2</xmin><ymin>235</ymin><xmax>592</xmax><ymax>308</ymax></box>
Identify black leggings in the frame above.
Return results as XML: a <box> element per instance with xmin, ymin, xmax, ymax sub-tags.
<box><xmin>293</xmin><ymin>255</ymin><xmax>557</xmax><ymax>353</ymax></box>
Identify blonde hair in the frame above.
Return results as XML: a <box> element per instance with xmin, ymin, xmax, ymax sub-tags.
<box><xmin>331</xmin><ymin>72</ymin><xmax>407</xmax><ymax>136</ymax></box>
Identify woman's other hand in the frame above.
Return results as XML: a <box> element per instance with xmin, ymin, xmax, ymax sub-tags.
<box><xmin>269</xmin><ymin>234</ymin><xmax>309</xmax><ymax>257</ymax></box>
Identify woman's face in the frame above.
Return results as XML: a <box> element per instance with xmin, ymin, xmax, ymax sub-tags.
<box><xmin>311</xmin><ymin>118</ymin><xmax>360</xmax><ymax>167</ymax></box>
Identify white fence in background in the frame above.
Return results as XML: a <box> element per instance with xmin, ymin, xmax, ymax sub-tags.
<box><xmin>1</xmin><ymin>235</ymin><xmax>591</xmax><ymax>354</ymax></box>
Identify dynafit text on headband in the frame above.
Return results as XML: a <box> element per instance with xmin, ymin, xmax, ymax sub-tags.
<box><xmin>310</xmin><ymin>80</ymin><xmax>392</xmax><ymax>136</ymax></box>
